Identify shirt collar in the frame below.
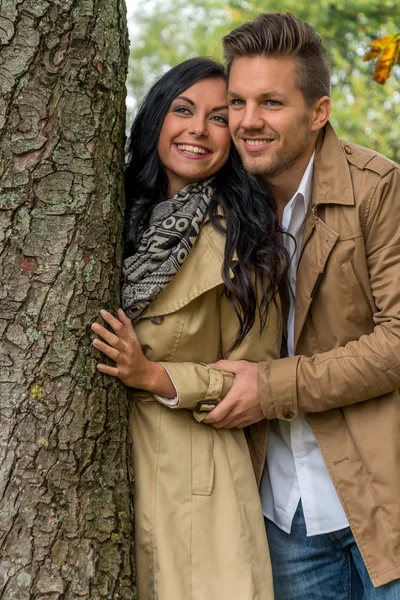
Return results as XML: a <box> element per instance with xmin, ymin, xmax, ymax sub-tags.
<box><xmin>298</xmin><ymin>152</ymin><xmax>314</xmax><ymax>209</ymax></box>
<box><xmin>281</xmin><ymin>153</ymin><xmax>314</xmax><ymax>232</ymax></box>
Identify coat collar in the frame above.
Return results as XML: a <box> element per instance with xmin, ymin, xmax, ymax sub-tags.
<box><xmin>294</xmin><ymin>123</ymin><xmax>348</xmax><ymax>351</ymax></box>
<box><xmin>312</xmin><ymin>122</ymin><xmax>355</xmax><ymax>208</ymax></box>
<box><xmin>300</xmin><ymin>121</ymin><xmax>354</xmax><ymax>257</ymax></box>
<box><xmin>140</xmin><ymin>222</ymin><xmax>236</xmax><ymax>318</ymax></box>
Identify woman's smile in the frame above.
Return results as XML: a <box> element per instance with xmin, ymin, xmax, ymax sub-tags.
<box><xmin>174</xmin><ymin>142</ymin><xmax>212</xmax><ymax>158</ymax></box>
<box><xmin>157</xmin><ymin>77</ymin><xmax>231</xmax><ymax>196</ymax></box>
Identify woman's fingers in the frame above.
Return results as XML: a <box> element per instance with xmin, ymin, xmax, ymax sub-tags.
<box><xmin>100</xmin><ymin>309</ymin><xmax>132</xmax><ymax>338</ymax></box>
<box><xmin>96</xmin><ymin>363</ymin><xmax>120</xmax><ymax>378</ymax></box>
<box><xmin>92</xmin><ymin>338</ymin><xmax>119</xmax><ymax>361</ymax></box>
<box><xmin>117</xmin><ymin>308</ymin><xmax>132</xmax><ymax>327</ymax></box>
<box><xmin>91</xmin><ymin>322</ymin><xmax>120</xmax><ymax>347</ymax></box>
<box><xmin>91</xmin><ymin>309</ymin><xmax>141</xmax><ymax>386</ymax></box>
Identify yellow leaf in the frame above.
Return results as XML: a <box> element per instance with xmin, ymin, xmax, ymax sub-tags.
<box><xmin>369</xmin><ymin>34</ymin><xmax>398</xmax><ymax>51</ymax></box>
<box><xmin>374</xmin><ymin>42</ymin><xmax>399</xmax><ymax>84</ymax></box>
<box><xmin>362</xmin><ymin>47</ymin><xmax>380</xmax><ymax>61</ymax></box>
<box><xmin>363</xmin><ymin>33</ymin><xmax>400</xmax><ymax>85</ymax></box>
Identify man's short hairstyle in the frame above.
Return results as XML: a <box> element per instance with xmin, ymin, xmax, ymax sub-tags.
<box><xmin>223</xmin><ymin>12</ymin><xmax>331</xmax><ymax>106</ymax></box>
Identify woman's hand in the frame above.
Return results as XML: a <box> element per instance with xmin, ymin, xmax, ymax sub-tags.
<box><xmin>91</xmin><ymin>308</ymin><xmax>176</xmax><ymax>397</ymax></box>
<box><xmin>91</xmin><ymin>308</ymin><xmax>154</xmax><ymax>389</ymax></box>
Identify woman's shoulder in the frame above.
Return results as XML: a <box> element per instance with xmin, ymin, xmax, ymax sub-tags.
<box><xmin>199</xmin><ymin>219</ymin><xmax>226</xmax><ymax>260</ymax></box>
<box><xmin>201</xmin><ymin>214</ymin><xmax>238</xmax><ymax>264</ymax></box>
<box><xmin>139</xmin><ymin>221</ymin><xmax>226</xmax><ymax>319</ymax></box>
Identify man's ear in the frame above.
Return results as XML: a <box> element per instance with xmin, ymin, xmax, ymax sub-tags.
<box><xmin>310</xmin><ymin>96</ymin><xmax>331</xmax><ymax>132</ymax></box>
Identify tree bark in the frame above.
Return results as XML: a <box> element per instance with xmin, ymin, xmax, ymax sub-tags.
<box><xmin>0</xmin><ymin>1</ymin><xmax>135</xmax><ymax>598</ymax></box>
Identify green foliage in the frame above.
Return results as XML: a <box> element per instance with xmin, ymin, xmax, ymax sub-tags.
<box><xmin>128</xmin><ymin>0</ymin><xmax>400</xmax><ymax>161</ymax></box>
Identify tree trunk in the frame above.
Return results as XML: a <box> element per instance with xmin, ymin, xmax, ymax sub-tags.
<box><xmin>0</xmin><ymin>1</ymin><xmax>136</xmax><ymax>598</ymax></box>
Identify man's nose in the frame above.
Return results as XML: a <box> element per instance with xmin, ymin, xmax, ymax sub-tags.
<box><xmin>240</xmin><ymin>106</ymin><xmax>264</xmax><ymax>131</ymax></box>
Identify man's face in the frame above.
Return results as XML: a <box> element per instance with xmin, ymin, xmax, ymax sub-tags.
<box><xmin>228</xmin><ymin>56</ymin><xmax>317</xmax><ymax>182</ymax></box>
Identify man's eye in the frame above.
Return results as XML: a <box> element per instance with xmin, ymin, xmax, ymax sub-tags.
<box><xmin>266</xmin><ymin>100</ymin><xmax>281</xmax><ymax>107</ymax></box>
<box><xmin>229</xmin><ymin>99</ymin><xmax>245</xmax><ymax>106</ymax></box>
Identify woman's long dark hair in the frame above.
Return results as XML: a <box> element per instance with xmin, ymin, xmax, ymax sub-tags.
<box><xmin>125</xmin><ymin>57</ymin><xmax>287</xmax><ymax>349</ymax></box>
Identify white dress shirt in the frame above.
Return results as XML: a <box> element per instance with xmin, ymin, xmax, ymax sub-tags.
<box><xmin>260</xmin><ymin>154</ymin><xmax>350</xmax><ymax>536</ymax></box>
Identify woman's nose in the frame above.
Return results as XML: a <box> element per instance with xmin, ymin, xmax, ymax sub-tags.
<box><xmin>189</xmin><ymin>118</ymin><xmax>208</xmax><ymax>138</ymax></box>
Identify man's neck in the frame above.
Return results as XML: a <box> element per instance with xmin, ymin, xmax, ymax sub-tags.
<box><xmin>264</xmin><ymin>151</ymin><xmax>315</xmax><ymax>224</ymax></box>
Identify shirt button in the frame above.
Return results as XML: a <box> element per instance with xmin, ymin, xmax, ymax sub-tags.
<box><xmin>150</xmin><ymin>315</ymin><xmax>164</xmax><ymax>325</ymax></box>
<box><xmin>344</xmin><ymin>144</ymin><xmax>353</xmax><ymax>154</ymax></box>
<box><xmin>282</xmin><ymin>409</ymin><xmax>294</xmax><ymax>419</ymax></box>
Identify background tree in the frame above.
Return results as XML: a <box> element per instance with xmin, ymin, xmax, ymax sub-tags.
<box><xmin>128</xmin><ymin>0</ymin><xmax>400</xmax><ymax>162</ymax></box>
<box><xmin>0</xmin><ymin>1</ymin><xmax>137</xmax><ymax>598</ymax></box>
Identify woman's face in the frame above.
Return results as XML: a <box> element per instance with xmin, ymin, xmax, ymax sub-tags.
<box><xmin>157</xmin><ymin>77</ymin><xmax>231</xmax><ymax>197</ymax></box>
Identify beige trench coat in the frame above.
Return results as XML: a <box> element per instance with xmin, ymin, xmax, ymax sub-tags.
<box><xmin>255</xmin><ymin>123</ymin><xmax>400</xmax><ymax>587</ymax></box>
<box><xmin>130</xmin><ymin>219</ymin><xmax>280</xmax><ymax>600</ymax></box>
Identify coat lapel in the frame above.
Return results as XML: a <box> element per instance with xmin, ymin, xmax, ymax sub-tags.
<box><xmin>141</xmin><ymin>222</ymin><xmax>236</xmax><ymax>318</ymax></box>
<box><xmin>294</xmin><ymin>211</ymin><xmax>339</xmax><ymax>351</ymax></box>
<box><xmin>293</xmin><ymin>122</ymin><xmax>356</xmax><ymax>351</ymax></box>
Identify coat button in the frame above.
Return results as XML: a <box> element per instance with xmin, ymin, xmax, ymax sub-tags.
<box><xmin>283</xmin><ymin>409</ymin><xmax>294</xmax><ymax>419</ymax></box>
<box><xmin>150</xmin><ymin>315</ymin><xmax>164</xmax><ymax>324</ymax></box>
<box><xmin>344</xmin><ymin>144</ymin><xmax>353</xmax><ymax>154</ymax></box>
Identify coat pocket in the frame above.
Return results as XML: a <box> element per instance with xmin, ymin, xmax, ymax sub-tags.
<box><xmin>190</xmin><ymin>418</ymin><xmax>214</xmax><ymax>496</ymax></box>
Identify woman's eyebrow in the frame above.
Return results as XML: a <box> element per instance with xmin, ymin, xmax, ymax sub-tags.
<box><xmin>174</xmin><ymin>95</ymin><xmax>195</xmax><ymax>105</ymax></box>
<box><xmin>173</xmin><ymin>96</ymin><xmax>228</xmax><ymax>112</ymax></box>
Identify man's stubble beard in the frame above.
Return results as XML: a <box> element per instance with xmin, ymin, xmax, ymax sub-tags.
<box><xmin>234</xmin><ymin>118</ymin><xmax>311</xmax><ymax>180</ymax></box>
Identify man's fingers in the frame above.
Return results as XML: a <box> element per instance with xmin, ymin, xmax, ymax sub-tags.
<box><xmin>212</xmin><ymin>359</ymin><xmax>248</xmax><ymax>374</ymax></box>
<box><xmin>92</xmin><ymin>338</ymin><xmax>119</xmax><ymax>361</ymax></box>
<box><xmin>204</xmin><ymin>394</ymin><xmax>235</xmax><ymax>425</ymax></box>
<box><xmin>204</xmin><ymin>399</ymin><xmax>243</xmax><ymax>428</ymax></box>
<box><xmin>205</xmin><ymin>414</ymin><xmax>234</xmax><ymax>429</ymax></box>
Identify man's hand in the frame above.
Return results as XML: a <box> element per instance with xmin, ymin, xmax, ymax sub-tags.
<box><xmin>204</xmin><ymin>360</ymin><xmax>264</xmax><ymax>429</ymax></box>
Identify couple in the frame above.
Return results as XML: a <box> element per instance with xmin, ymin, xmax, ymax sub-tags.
<box><xmin>91</xmin><ymin>12</ymin><xmax>400</xmax><ymax>600</ymax></box>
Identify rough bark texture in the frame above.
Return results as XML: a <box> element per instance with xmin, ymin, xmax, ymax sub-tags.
<box><xmin>0</xmin><ymin>1</ymin><xmax>136</xmax><ymax>598</ymax></box>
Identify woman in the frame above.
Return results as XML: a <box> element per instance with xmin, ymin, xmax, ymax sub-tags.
<box><xmin>91</xmin><ymin>58</ymin><xmax>286</xmax><ymax>600</ymax></box>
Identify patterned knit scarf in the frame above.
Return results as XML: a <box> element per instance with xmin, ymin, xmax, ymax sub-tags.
<box><xmin>121</xmin><ymin>179</ymin><xmax>214</xmax><ymax>320</ymax></box>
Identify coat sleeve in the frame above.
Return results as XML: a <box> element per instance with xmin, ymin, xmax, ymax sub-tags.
<box><xmin>159</xmin><ymin>292</ymin><xmax>281</xmax><ymax>414</ymax></box>
<box><xmin>259</xmin><ymin>168</ymin><xmax>400</xmax><ymax>421</ymax></box>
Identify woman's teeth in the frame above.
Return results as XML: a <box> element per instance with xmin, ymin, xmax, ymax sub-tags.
<box><xmin>177</xmin><ymin>144</ymin><xmax>207</xmax><ymax>155</ymax></box>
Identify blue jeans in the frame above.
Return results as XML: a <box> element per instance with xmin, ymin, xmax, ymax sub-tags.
<box><xmin>265</xmin><ymin>502</ymin><xmax>400</xmax><ymax>599</ymax></box>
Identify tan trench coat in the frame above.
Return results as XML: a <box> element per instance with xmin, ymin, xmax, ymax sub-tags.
<box><xmin>255</xmin><ymin>123</ymin><xmax>400</xmax><ymax>587</ymax></box>
<box><xmin>130</xmin><ymin>220</ymin><xmax>280</xmax><ymax>599</ymax></box>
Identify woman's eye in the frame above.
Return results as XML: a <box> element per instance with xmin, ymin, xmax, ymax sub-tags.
<box><xmin>211</xmin><ymin>115</ymin><xmax>228</xmax><ymax>125</ymax></box>
<box><xmin>172</xmin><ymin>106</ymin><xmax>192</xmax><ymax>115</ymax></box>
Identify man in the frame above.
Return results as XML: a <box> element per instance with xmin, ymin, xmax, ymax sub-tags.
<box><xmin>204</xmin><ymin>12</ymin><xmax>400</xmax><ymax>599</ymax></box>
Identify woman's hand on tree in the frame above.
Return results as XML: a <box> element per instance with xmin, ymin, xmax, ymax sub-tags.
<box><xmin>91</xmin><ymin>308</ymin><xmax>154</xmax><ymax>389</ymax></box>
<box><xmin>91</xmin><ymin>309</ymin><xmax>178</xmax><ymax>398</ymax></box>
